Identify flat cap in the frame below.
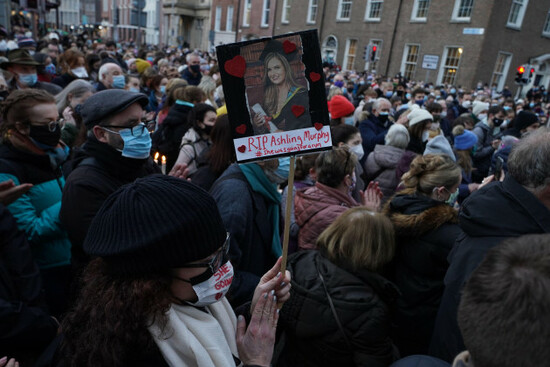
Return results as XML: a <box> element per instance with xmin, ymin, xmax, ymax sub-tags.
<box><xmin>82</xmin><ymin>89</ymin><xmax>149</xmax><ymax>129</ymax></box>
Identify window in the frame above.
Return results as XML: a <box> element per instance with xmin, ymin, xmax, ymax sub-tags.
<box><xmin>343</xmin><ymin>39</ymin><xmax>357</xmax><ymax>71</ymax></box>
<box><xmin>215</xmin><ymin>6</ymin><xmax>222</xmax><ymax>31</ymax></box>
<box><xmin>307</xmin><ymin>0</ymin><xmax>318</xmax><ymax>23</ymax></box>
<box><xmin>490</xmin><ymin>52</ymin><xmax>512</xmax><ymax>91</ymax></box>
<box><xmin>337</xmin><ymin>0</ymin><xmax>352</xmax><ymax>21</ymax></box>
<box><xmin>507</xmin><ymin>0</ymin><xmax>528</xmax><ymax>29</ymax></box>
<box><xmin>261</xmin><ymin>0</ymin><xmax>271</xmax><ymax>27</ymax></box>
<box><xmin>439</xmin><ymin>46</ymin><xmax>463</xmax><ymax>85</ymax></box>
<box><xmin>282</xmin><ymin>0</ymin><xmax>291</xmax><ymax>23</ymax></box>
<box><xmin>226</xmin><ymin>5</ymin><xmax>234</xmax><ymax>32</ymax></box>
<box><xmin>401</xmin><ymin>44</ymin><xmax>420</xmax><ymax>80</ymax></box>
<box><xmin>243</xmin><ymin>0</ymin><xmax>251</xmax><ymax>26</ymax></box>
<box><xmin>411</xmin><ymin>0</ymin><xmax>430</xmax><ymax>22</ymax></box>
<box><xmin>451</xmin><ymin>0</ymin><xmax>474</xmax><ymax>22</ymax></box>
<box><xmin>103</xmin><ymin>0</ymin><xmax>108</xmax><ymax>12</ymax></box>
<box><xmin>365</xmin><ymin>0</ymin><xmax>383</xmax><ymax>21</ymax></box>
<box><xmin>543</xmin><ymin>10</ymin><xmax>550</xmax><ymax>37</ymax></box>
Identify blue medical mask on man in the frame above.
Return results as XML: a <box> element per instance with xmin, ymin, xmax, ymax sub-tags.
<box><xmin>112</xmin><ymin>75</ymin><xmax>126</xmax><ymax>89</ymax></box>
<box><xmin>385</xmin><ymin>91</ymin><xmax>393</xmax><ymax>98</ymax></box>
<box><xmin>19</xmin><ymin>73</ymin><xmax>38</xmax><ymax>86</ymax></box>
<box><xmin>344</xmin><ymin>116</ymin><xmax>355</xmax><ymax>126</ymax></box>
<box><xmin>103</xmin><ymin>123</ymin><xmax>152</xmax><ymax>159</ymax></box>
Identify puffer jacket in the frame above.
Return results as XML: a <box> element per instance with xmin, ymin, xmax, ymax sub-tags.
<box><xmin>384</xmin><ymin>191</ymin><xmax>462</xmax><ymax>357</ymax></box>
<box><xmin>294</xmin><ymin>182</ymin><xmax>358</xmax><ymax>250</ymax></box>
<box><xmin>278</xmin><ymin>250</ymin><xmax>400</xmax><ymax>367</ymax></box>
<box><xmin>364</xmin><ymin>144</ymin><xmax>405</xmax><ymax>198</ymax></box>
<box><xmin>0</xmin><ymin>144</ymin><xmax>71</xmax><ymax>270</ymax></box>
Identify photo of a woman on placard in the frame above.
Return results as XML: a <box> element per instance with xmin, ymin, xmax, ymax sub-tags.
<box><xmin>250</xmin><ymin>39</ymin><xmax>311</xmax><ymax>134</ymax></box>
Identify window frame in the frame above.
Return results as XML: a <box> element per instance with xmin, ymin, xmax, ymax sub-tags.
<box><xmin>506</xmin><ymin>0</ymin><xmax>529</xmax><ymax>30</ymax></box>
<box><xmin>411</xmin><ymin>0</ymin><xmax>430</xmax><ymax>22</ymax></box>
<box><xmin>365</xmin><ymin>0</ymin><xmax>384</xmax><ymax>22</ymax></box>
<box><xmin>490</xmin><ymin>52</ymin><xmax>513</xmax><ymax>91</ymax></box>
<box><xmin>543</xmin><ymin>9</ymin><xmax>550</xmax><ymax>37</ymax></box>
<box><xmin>282</xmin><ymin>0</ymin><xmax>291</xmax><ymax>24</ymax></box>
<box><xmin>261</xmin><ymin>0</ymin><xmax>271</xmax><ymax>27</ymax></box>
<box><xmin>215</xmin><ymin>6</ymin><xmax>222</xmax><ymax>31</ymax></box>
<box><xmin>343</xmin><ymin>38</ymin><xmax>358</xmax><ymax>71</ymax></box>
<box><xmin>242</xmin><ymin>0</ymin><xmax>252</xmax><ymax>27</ymax></box>
<box><xmin>337</xmin><ymin>0</ymin><xmax>353</xmax><ymax>21</ymax></box>
<box><xmin>437</xmin><ymin>46</ymin><xmax>464</xmax><ymax>85</ymax></box>
<box><xmin>400</xmin><ymin>43</ymin><xmax>421</xmax><ymax>81</ymax></box>
<box><xmin>307</xmin><ymin>0</ymin><xmax>319</xmax><ymax>24</ymax></box>
<box><xmin>451</xmin><ymin>0</ymin><xmax>474</xmax><ymax>23</ymax></box>
<box><xmin>226</xmin><ymin>5</ymin><xmax>234</xmax><ymax>32</ymax></box>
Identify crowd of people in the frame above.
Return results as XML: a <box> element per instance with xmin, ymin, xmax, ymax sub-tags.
<box><xmin>0</xmin><ymin>27</ymin><xmax>549</xmax><ymax>367</ymax></box>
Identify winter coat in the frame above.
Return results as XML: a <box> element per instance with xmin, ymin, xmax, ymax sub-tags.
<box><xmin>295</xmin><ymin>182</ymin><xmax>359</xmax><ymax>251</ymax></box>
<box><xmin>472</xmin><ymin>120</ymin><xmax>499</xmax><ymax>179</ymax></box>
<box><xmin>278</xmin><ymin>250</ymin><xmax>400</xmax><ymax>367</ymax></box>
<box><xmin>51</xmin><ymin>73</ymin><xmax>79</xmax><ymax>89</ymax></box>
<box><xmin>175</xmin><ymin>127</ymin><xmax>210</xmax><ymax>176</ymax></box>
<box><xmin>210</xmin><ymin>164</ymin><xmax>279</xmax><ymax>307</ymax></box>
<box><xmin>430</xmin><ymin>175</ymin><xmax>550</xmax><ymax>362</ymax></box>
<box><xmin>384</xmin><ymin>192</ymin><xmax>462</xmax><ymax>357</ymax></box>
<box><xmin>0</xmin><ymin>205</ymin><xmax>58</xmax><ymax>363</ymax></box>
<box><xmin>60</xmin><ymin>138</ymin><xmax>160</xmax><ymax>269</ymax></box>
<box><xmin>359</xmin><ymin>114</ymin><xmax>391</xmax><ymax>158</ymax></box>
<box><xmin>365</xmin><ymin>144</ymin><xmax>405</xmax><ymax>199</ymax></box>
<box><xmin>151</xmin><ymin>103</ymin><xmax>192</xmax><ymax>173</ymax></box>
<box><xmin>0</xmin><ymin>144</ymin><xmax>71</xmax><ymax>270</ymax></box>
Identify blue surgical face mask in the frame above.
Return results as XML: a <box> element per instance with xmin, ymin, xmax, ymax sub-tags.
<box><xmin>344</xmin><ymin>116</ymin><xmax>355</xmax><ymax>126</ymax></box>
<box><xmin>19</xmin><ymin>73</ymin><xmax>38</xmax><ymax>86</ymax></box>
<box><xmin>275</xmin><ymin>157</ymin><xmax>291</xmax><ymax>180</ymax></box>
<box><xmin>104</xmin><ymin>123</ymin><xmax>152</xmax><ymax>159</ymax></box>
<box><xmin>146</xmin><ymin>56</ymin><xmax>154</xmax><ymax>62</ymax></box>
<box><xmin>406</xmin><ymin>93</ymin><xmax>412</xmax><ymax>99</ymax></box>
<box><xmin>334</xmin><ymin>80</ymin><xmax>344</xmax><ymax>88</ymax></box>
<box><xmin>446</xmin><ymin>187</ymin><xmax>459</xmax><ymax>206</ymax></box>
<box><xmin>112</xmin><ymin>75</ymin><xmax>126</xmax><ymax>89</ymax></box>
<box><xmin>160</xmin><ymin>85</ymin><xmax>166</xmax><ymax>94</ymax></box>
<box><xmin>450</xmin><ymin>88</ymin><xmax>457</xmax><ymax>94</ymax></box>
<box><xmin>129</xmin><ymin>87</ymin><xmax>140</xmax><ymax>93</ymax></box>
<box><xmin>529</xmin><ymin>102</ymin><xmax>535</xmax><ymax>108</ymax></box>
<box><xmin>385</xmin><ymin>91</ymin><xmax>393</xmax><ymax>98</ymax></box>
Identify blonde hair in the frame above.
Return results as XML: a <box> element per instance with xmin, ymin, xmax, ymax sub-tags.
<box><xmin>262</xmin><ymin>52</ymin><xmax>300</xmax><ymax>116</ymax></box>
<box><xmin>402</xmin><ymin>154</ymin><xmax>461</xmax><ymax>195</ymax></box>
<box><xmin>317</xmin><ymin>207</ymin><xmax>395</xmax><ymax>272</ymax></box>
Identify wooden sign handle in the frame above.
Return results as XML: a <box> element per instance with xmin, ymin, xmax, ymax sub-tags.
<box><xmin>280</xmin><ymin>155</ymin><xmax>296</xmax><ymax>278</ymax></box>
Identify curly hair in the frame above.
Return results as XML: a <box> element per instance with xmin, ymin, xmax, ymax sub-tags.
<box><xmin>402</xmin><ymin>154</ymin><xmax>461</xmax><ymax>195</ymax></box>
<box><xmin>58</xmin><ymin>49</ymin><xmax>85</xmax><ymax>74</ymax></box>
<box><xmin>61</xmin><ymin>258</ymin><xmax>174</xmax><ymax>366</ymax></box>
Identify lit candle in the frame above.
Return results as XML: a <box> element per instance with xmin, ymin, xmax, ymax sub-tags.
<box><xmin>161</xmin><ymin>155</ymin><xmax>166</xmax><ymax>175</ymax></box>
<box><xmin>154</xmin><ymin>152</ymin><xmax>159</xmax><ymax>163</ymax></box>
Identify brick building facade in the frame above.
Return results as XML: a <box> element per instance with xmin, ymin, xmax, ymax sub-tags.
<box><xmin>273</xmin><ymin>0</ymin><xmax>550</xmax><ymax>92</ymax></box>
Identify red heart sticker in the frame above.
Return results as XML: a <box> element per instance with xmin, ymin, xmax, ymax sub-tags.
<box><xmin>237</xmin><ymin>145</ymin><xmax>246</xmax><ymax>153</ymax></box>
<box><xmin>224</xmin><ymin>55</ymin><xmax>246</xmax><ymax>78</ymax></box>
<box><xmin>236</xmin><ymin>124</ymin><xmax>247</xmax><ymax>134</ymax></box>
<box><xmin>291</xmin><ymin>105</ymin><xmax>305</xmax><ymax>118</ymax></box>
<box><xmin>309</xmin><ymin>72</ymin><xmax>321</xmax><ymax>82</ymax></box>
<box><xmin>314</xmin><ymin>122</ymin><xmax>323</xmax><ymax>131</ymax></box>
<box><xmin>283</xmin><ymin>40</ymin><xmax>296</xmax><ymax>54</ymax></box>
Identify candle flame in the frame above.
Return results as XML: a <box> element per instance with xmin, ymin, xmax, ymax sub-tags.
<box><xmin>161</xmin><ymin>155</ymin><xmax>166</xmax><ymax>164</ymax></box>
<box><xmin>154</xmin><ymin>152</ymin><xmax>159</xmax><ymax>160</ymax></box>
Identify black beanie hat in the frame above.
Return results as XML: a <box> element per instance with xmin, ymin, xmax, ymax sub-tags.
<box><xmin>514</xmin><ymin>110</ymin><xmax>539</xmax><ymax>131</ymax></box>
<box><xmin>83</xmin><ymin>175</ymin><xmax>227</xmax><ymax>275</ymax></box>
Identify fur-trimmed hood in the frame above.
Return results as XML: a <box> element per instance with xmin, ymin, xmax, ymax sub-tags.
<box><xmin>384</xmin><ymin>190</ymin><xmax>458</xmax><ymax>238</ymax></box>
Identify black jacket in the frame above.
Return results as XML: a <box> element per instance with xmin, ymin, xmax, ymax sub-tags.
<box><xmin>429</xmin><ymin>175</ymin><xmax>550</xmax><ymax>362</ymax></box>
<box><xmin>278</xmin><ymin>251</ymin><xmax>399</xmax><ymax>367</ymax></box>
<box><xmin>0</xmin><ymin>205</ymin><xmax>58</xmax><ymax>363</ymax></box>
<box><xmin>384</xmin><ymin>193</ymin><xmax>462</xmax><ymax>357</ymax></box>
<box><xmin>51</xmin><ymin>73</ymin><xmax>79</xmax><ymax>89</ymax></box>
<box><xmin>152</xmin><ymin>103</ymin><xmax>192</xmax><ymax>173</ymax></box>
<box><xmin>60</xmin><ymin>139</ymin><xmax>160</xmax><ymax>268</ymax></box>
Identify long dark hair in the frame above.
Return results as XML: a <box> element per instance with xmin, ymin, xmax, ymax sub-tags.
<box><xmin>188</xmin><ymin>103</ymin><xmax>216</xmax><ymax>133</ymax></box>
<box><xmin>61</xmin><ymin>258</ymin><xmax>174</xmax><ymax>366</ymax></box>
<box><xmin>207</xmin><ymin>114</ymin><xmax>236</xmax><ymax>175</ymax></box>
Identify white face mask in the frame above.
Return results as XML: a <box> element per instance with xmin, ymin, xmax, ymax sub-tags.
<box><xmin>349</xmin><ymin>144</ymin><xmax>364</xmax><ymax>161</ymax></box>
<box><xmin>462</xmin><ymin>100</ymin><xmax>472</xmax><ymax>109</ymax></box>
<box><xmin>71</xmin><ymin>66</ymin><xmax>88</xmax><ymax>78</ymax></box>
<box><xmin>422</xmin><ymin>130</ymin><xmax>430</xmax><ymax>142</ymax></box>
<box><xmin>430</xmin><ymin>122</ymin><xmax>440</xmax><ymax>131</ymax></box>
<box><xmin>478</xmin><ymin>113</ymin><xmax>487</xmax><ymax>120</ymax></box>
<box><xmin>440</xmin><ymin>111</ymin><xmax>447</xmax><ymax>118</ymax></box>
<box><xmin>186</xmin><ymin>261</ymin><xmax>234</xmax><ymax>307</ymax></box>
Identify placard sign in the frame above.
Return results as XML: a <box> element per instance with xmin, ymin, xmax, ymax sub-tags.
<box><xmin>216</xmin><ymin>30</ymin><xmax>332</xmax><ymax>163</ymax></box>
<box><xmin>422</xmin><ymin>54</ymin><xmax>439</xmax><ymax>70</ymax></box>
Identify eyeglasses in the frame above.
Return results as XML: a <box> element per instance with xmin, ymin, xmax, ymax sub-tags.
<box><xmin>180</xmin><ymin>233</ymin><xmax>230</xmax><ymax>274</ymax></box>
<box><xmin>30</xmin><ymin>118</ymin><xmax>65</xmax><ymax>132</ymax></box>
<box><xmin>101</xmin><ymin>122</ymin><xmax>147</xmax><ymax>136</ymax></box>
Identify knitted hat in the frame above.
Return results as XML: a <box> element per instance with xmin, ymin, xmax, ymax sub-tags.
<box><xmin>84</xmin><ymin>175</ymin><xmax>227</xmax><ymax>275</ymax></box>
<box><xmin>17</xmin><ymin>37</ymin><xmax>36</xmax><ymax>49</ymax></box>
<box><xmin>82</xmin><ymin>89</ymin><xmax>149</xmax><ymax>129</ymax></box>
<box><xmin>424</xmin><ymin>135</ymin><xmax>456</xmax><ymax>161</ymax></box>
<box><xmin>328</xmin><ymin>95</ymin><xmax>355</xmax><ymax>119</ymax></box>
<box><xmin>514</xmin><ymin>110</ymin><xmax>539</xmax><ymax>131</ymax></box>
<box><xmin>472</xmin><ymin>101</ymin><xmax>489</xmax><ymax>117</ymax></box>
<box><xmin>454</xmin><ymin>128</ymin><xmax>478</xmax><ymax>150</ymax></box>
<box><xmin>408</xmin><ymin>107</ymin><xmax>433</xmax><ymax>126</ymax></box>
<box><xmin>135</xmin><ymin>58</ymin><xmax>151</xmax><ymax>74</ymax></box>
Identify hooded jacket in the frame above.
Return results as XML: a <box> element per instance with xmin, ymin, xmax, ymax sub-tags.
<box><xmin>365</xmin><ymin>144</ymin><xmax>405</xmax><ymax>199</ymax></box>
<box><xmin>294</xmin><ymin>182</ymin><xmax>358</xmax><ymax>251</ymax></box>
<box><xmin>384</xmin><ymin>192</ymin><xmax>462</xmax><ymax>357</ymax></box>
<box><xmin>278</xmin><ymin>250</ymin><xmax>400</xmax><ymax>367</ymax></box>
<box><xmin>430</xmin><ymin>175</ymin><xmax>550</xmax><ymax>362</ymax></box>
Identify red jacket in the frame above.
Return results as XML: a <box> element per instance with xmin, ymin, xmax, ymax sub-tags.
<box><xmin>295</xmin><ymin>182</ymin><xmax>358</xmax><ymax>250</ymax></box>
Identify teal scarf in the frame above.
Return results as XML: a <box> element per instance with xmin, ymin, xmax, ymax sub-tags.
<box><xmin>240</xmin><ymin>163</ymin><xmax>282</xmax><ymax>257</ymax></box>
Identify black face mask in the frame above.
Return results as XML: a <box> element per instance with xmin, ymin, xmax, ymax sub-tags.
<box><xmin>396</xmin><ymin>90</ymin><xmax>404</xmax><ymax>97</ymax></box>
<box><xmin>201</xmin><ymin>124</ymin><xmax>213</xmax><ymax>135</ymax></box>
<box><xmin>0</xmin><ymin>90</ymin><xmax>8</xmax><ymax>101</ymax></box>
<box><xmin>377</xmin><ymin>114</ymin><xmax>389</xmax><ymax>124</ymax></box>
<box><xmin>190</xmin><ymin>64</ymin><xmax>201</xmax><ymax>74</ymax></box>
<box><xmin>29</xmin><ymin>124</ymin><xmax>61</xmax><ymax>147</ymax></box>
<box><xmin>492</xmin><ymin>117</ymin><xmax>504</xmax><ymax>127</ymax></box>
